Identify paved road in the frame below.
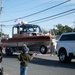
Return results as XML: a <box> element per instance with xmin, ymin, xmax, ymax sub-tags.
<box><xmin>1</xmin><ymin>53</ymin><xmax>75</xmax><ymax>75</ymax></box>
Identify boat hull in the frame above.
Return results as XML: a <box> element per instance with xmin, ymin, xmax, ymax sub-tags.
<box><xmin>1</xmin><ymin>35</ymin><xmax>51</xmax><ymax>43</ymax></box>
<box><xmin>1</xmin><ymin>35</ymin><xmax>51</xmax><ymax>53</ymax></box>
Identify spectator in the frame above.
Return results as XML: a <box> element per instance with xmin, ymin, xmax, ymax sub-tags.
<box><xmin>18</xmin><ymin>44</ymin><xmax>37</xmax><ymax>75</ymax></box>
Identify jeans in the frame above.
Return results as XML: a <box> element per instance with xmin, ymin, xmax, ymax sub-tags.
<box><xmin>20</xmin><ymin>66</ymin><xmax>28</xmax><ymax>75</ymax></box>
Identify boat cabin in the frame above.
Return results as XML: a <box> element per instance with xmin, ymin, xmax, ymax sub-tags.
<box><xmin>12</xmin><ymin>24</ymin><xmax>43</xmax><ymax>37</ymax></box>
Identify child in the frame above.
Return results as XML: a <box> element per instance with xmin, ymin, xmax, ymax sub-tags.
<box><xmin>18</xmin><ymin>44</ymin><xmax>37</xmax><ymax>75</ymax></box>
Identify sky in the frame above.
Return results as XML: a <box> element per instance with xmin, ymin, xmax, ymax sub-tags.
<box><xmin>0</xmin><ymin>0</ymin><xmax>75</xmax><ymax>36</ymax></box>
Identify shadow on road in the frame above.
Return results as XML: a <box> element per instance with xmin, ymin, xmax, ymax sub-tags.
<box><xmin>3</xmin><ymin>54</ymin><xmax>18</xmax><ymax>58</ymax></box>
<box><xmin>30</xmin><ymin>57</ymin><xmax>75</xmax><ymax>69</ymax></box>
<box><xmin>3</xmin><ymin>54</ymin><xmax>75</xmax><ymax>69</ymax></box>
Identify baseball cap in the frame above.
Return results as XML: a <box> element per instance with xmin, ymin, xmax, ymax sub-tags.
<box><xmin>23</xmin><ymin>44</ymin><xmax>29</xmax><ymax>52</ymax></box>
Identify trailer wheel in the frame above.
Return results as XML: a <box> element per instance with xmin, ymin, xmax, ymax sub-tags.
<box><xmin>6</xmin><ymin>48</ymin><xmax>13</xmax><ymax>55</ymax></box>
<box><xmin>6</xmin><ymin>48</ymin><xmax>9</xmax><ymax>55</ymax></box>
<box><xmin>40</xmin><ymin>45</ymin><xmax>47</xmax><ymax>54</ymax></box>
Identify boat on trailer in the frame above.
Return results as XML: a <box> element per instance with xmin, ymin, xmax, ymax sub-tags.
<box><xmin>1</xmin><ymin>23</ymin><xmax>54</xmax><ymax>55</ymax></box>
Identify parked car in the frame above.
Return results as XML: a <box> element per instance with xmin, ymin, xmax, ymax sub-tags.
<box><xmin>56</xmin><ymin>32</ymin><xmax>75</xmax><ymax>63</ymax></box>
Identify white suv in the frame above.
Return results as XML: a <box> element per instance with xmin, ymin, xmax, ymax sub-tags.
<box><xmin>56</xmin><ymin>32</ymin><xmax>75</xmax><ymax>63</ymax></box>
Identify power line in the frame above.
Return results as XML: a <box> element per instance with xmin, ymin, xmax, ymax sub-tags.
<box><xmin>32</xmin><ymin>10</ymin><xmax>75</xmax><ymax>24</ymax></box>
<box><xmin>2</xmin><ymin>8</ymin><xmax>75</xmax><ymax>27</ymax></box>
<box><xmin>28</xmin><ymin>8</ymin><xmax>75</xmax><ymax>23</ymax></box>
<box><xmin>3</xmin><ymin>10</ymin><xmax>75</xmax><ymax>27</ymax></box>
<box><xmin>5</xmin><ymin>0</ymin><xmax>52</xmax><ymax>14</ymax></box>
<box><xmin>14</xmin><ymin>0</ymin><xmax>32</xmax><ymax>7</ymax></box>
<box><xmin>4</xmin><ymin>0</ymin><xmax>32</xmax><ymax>9</ymax></box>
<box><xmin>0</xmin><ymin>0</ymin><xmax>2</xmax><ymax>20</ymax></box>
<box><xmin>19</xmin><ymin>0</ymin><xmax>70</xmax><ymax>19</ymax></box>
<box><xmin>2</xmin><ymin>0</ymin><xmax>52</xmax><ymax>21</ymax></box>
<box><xmin>2</xmin><ymin>11</ymin><xmax>75</xmax><ymax>26</ymax></box>
<box><xmin>28</xmin><ymin>0</ymin><xmax>52</xmax><ymax>10</ymax></box>
<box><xmin>3</xmin><ymin>11</ymin><xmax>75</xmax><ymax>27</ymax></box>
<box><xmin>1</xmin><ymin>0</ymin><xmax>70</xmax><ymax>23</ymax></box>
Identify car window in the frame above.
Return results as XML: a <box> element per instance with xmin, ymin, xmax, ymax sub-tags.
<box><xmin>60</xmin><ymin>34</ymin><xmax>75</xmax><ymax>41</ymax></box>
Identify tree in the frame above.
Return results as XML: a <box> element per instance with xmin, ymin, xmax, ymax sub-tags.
<box><xmin>64</xmin><ymin>25</ymin><xmax>72</xmax><ymax>32</ymax></box>
<box><xmin>55</xmin><ymin>24</ymin><xmax>73</xmax><ymax>35</ymax></box>
<box><xmin>0</xmin><ymin>32</ymin><xmax>6</xmax><ymax>37</ymax></box>
<box><xmin>42</xmin><ymin>28</ymin><xmax>48</xmax><ymax>34</ymax></box>
<box><xmin>56</xmin><ymin>24</ymin><xmax>64</xmax><ymax>35</ymax></box>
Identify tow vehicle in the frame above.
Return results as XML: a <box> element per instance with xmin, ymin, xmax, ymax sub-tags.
<box><xmin>1</xmin><ymin>22</ymin><xmax>54</xmax><ymax>55</ymax></box>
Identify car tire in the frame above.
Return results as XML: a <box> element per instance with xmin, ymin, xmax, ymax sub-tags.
<box><xmin>59</xmin><ymin>50</ymin><xmax>71</xmax><ymax>63</ymax></box>
<box><xmin>59</xmin><ymin>50</ymin><xmax>67</xmax><ymax>63</ymax></box>
<box><xmin>40</xmin><ymin>45</ymin><xmax>47</xmax><ymax>54</ymax></box>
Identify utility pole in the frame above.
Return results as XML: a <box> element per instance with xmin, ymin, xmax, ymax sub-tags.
<box><xmin>0</xmin><ymin>0</ymin><xmax>2</xmax><ymax>16</ymax></box>
<box><xmin>0</xmin><ymin>0</ymin><xmax>3</xmax><ymax>37</ymax></box>
<box><xmin>0</xmin><ymin>0</ymin><xmax>2</xmax><ymax>20</ymax></box>
<box><xmin>0</xmin><ymin>0</ymin><xmax>2</xmax><ymax>44</ymax></box>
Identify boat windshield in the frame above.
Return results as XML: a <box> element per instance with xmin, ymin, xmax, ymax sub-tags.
<box><xmin>13</xmin><ymin>24</ymin><xmax>42</xmax><ymax>34</ymax></box>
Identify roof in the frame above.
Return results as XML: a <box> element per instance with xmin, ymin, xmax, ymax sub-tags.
<box><xmin>61</xmin><ymin>32</ymin><xmax>75</xmax><ymax>35</ymax></box>
<box><xmin>13</xmin><ymin>24</ymin><xmax>40</xmax><ymax>28</ymax></box>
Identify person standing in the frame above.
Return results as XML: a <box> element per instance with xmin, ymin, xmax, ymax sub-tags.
<box><xmin>18</xmin><ymin>44</ymin><xmax>36</xmax><ymax>75</ymax></box>
<box><xmin>0</xmin><ymin>47</ymin><xmax>2</xmax><ymax>63</ymax></box>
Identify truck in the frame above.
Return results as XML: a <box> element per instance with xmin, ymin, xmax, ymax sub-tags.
<box><xmin>56</xmin><ymin>32</ymin><xmax>75</xmax><ymax>63</ymax></box>
<box><xmin>1</xmin><ymin>22</ymin><xmax>54</xmax><ymax>55</ymax></box>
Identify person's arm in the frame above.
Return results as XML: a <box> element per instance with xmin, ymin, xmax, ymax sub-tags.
<box><xmin>30</xmin><ymin>53</ymin><xmax>37</xmax><ymax>60</ymax></box>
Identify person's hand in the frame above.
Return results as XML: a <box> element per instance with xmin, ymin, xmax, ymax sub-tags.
<box><xmin>23</xmin><ymin>44</ymin><xmax>27</xmax><ymax>47</ymax></box>
<box><xmin>30</xmin><ymin>53</ymin><xmax>37</xmax><ymax>60</ymax></box>
<box><xmin>32</xmin><ymin>53</ymin><xmax>37</xmax><ymax>56</ymax></box>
